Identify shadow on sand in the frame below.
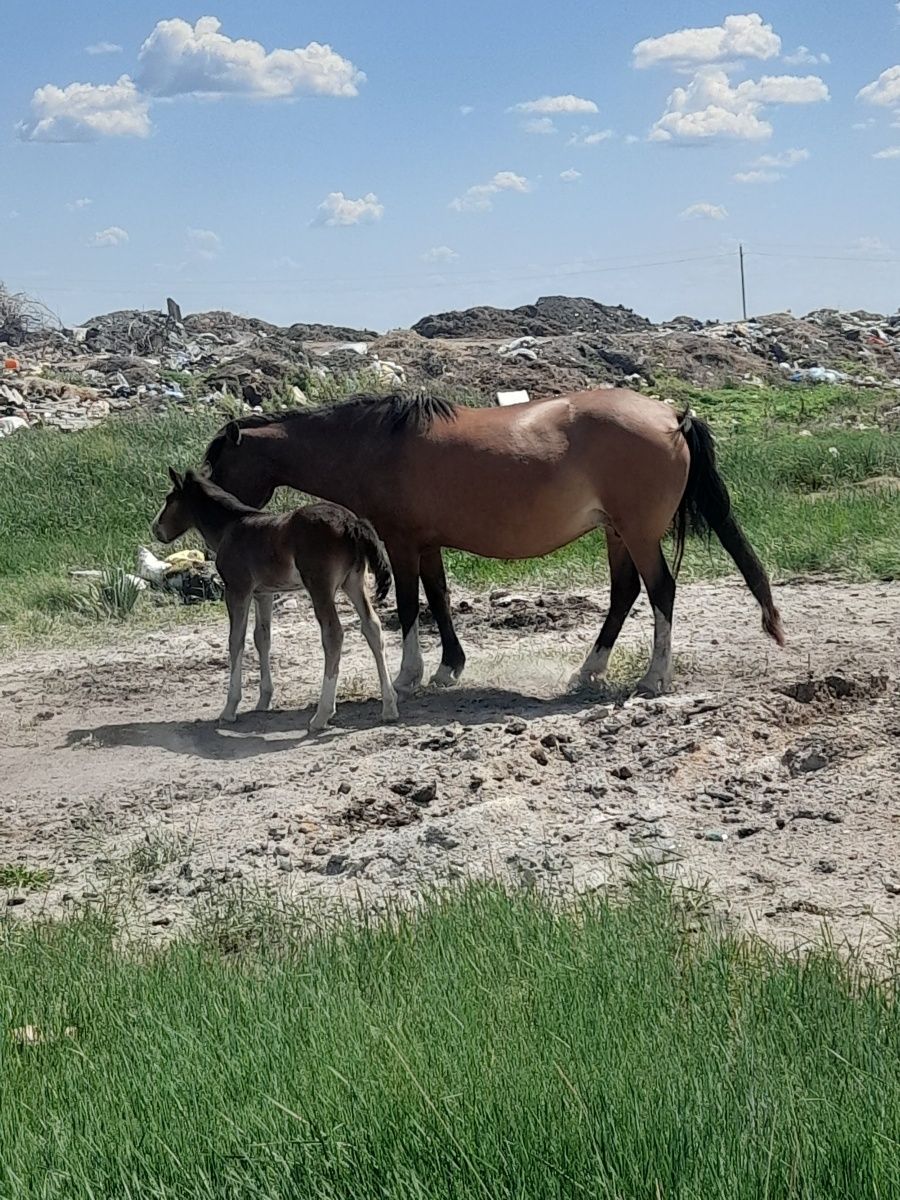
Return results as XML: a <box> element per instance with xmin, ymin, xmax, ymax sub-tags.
<box><xmin>64</xmin><ymin>685</ymin><xmax>609</xmax><ymax>762</ymax></box>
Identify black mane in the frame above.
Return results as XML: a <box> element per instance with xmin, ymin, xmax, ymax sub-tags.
<box><xmin>204</xmin><ymin>390</ymin><xmax>457</xmax><ymax>467</ymax></box>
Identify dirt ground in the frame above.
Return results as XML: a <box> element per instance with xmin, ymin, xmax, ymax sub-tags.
<box><xmin>2</xmin><ymin>578</ymin><xmax>899</xmax><ymax>957</ymax></box>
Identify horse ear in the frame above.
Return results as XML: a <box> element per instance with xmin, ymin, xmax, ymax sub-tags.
<box><xmin>226</xmin><ymin>421</ymin><xmax>242</xmax><ymax>446</ymax></box>
<box><xmin>168</xmin><ymin>467</ymin><xmax>183</xmax><ymax>489</ymax></box>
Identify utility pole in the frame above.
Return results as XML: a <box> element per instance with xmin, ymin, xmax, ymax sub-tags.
<box><xmin>739</xmin><ymin>243</ymin><xmax>748</xmax><ymax>321</ymax></box>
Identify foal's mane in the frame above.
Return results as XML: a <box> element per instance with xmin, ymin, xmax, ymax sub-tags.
<box><xmin>204</xmin><ymin>391</ymin><xmax>457</xmax><ymax>467</ymax></box>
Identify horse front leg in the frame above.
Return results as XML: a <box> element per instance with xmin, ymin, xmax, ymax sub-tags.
<box><xmin>386</xmin><ymin>543</ymin><xmax>424</xmax><ymax>696</ymax></box>
<box><xmin>420</xmin><ymin>547</ymin><xmax>466</xmax><ymax>687</ymax></box>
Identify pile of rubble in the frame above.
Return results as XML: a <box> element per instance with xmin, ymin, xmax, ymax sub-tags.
<box><xmin>2</xmin><ymin>289</ymin><xmax>900</xmax><ymax>436</ymax></box>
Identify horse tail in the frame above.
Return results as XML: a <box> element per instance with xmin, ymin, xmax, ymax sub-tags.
<box><xmin>675</xmin><ymin>409</ymin><xmax>785</xmax><ymax>646</ymax></box>
<box><xmin>352</xmin><ymin>518</ymin><xmax>393</xmax><ymax>604</ymax></box>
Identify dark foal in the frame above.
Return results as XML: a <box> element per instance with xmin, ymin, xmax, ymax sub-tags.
<box><xmin>152</xmin><ymin>469</ymin><xmax>399</xmax><ymax>732</ymax></box>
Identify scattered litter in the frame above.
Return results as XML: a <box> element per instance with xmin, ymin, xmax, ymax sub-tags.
<box><xmin>0</xmin><ymin>414</ymin><xmax>27</xmax><ymax>437</ymax></box>
<box><xmin>497</xmin><ymin>390</ymin><xmax>530</xmax><ymax>406</ymax></box>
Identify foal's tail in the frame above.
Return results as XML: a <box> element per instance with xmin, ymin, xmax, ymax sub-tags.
<box><xmin>674</xmin><ymin>410</ymin><xmax>785</xmax><ymax>646</ymax></box>
<box><xmin>351</xmin><ymin>518</ymin><xmax>393</xmax><ymax>604</ymax></box>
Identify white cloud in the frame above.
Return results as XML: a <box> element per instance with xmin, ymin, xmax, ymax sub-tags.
<box><xmin>874</xmin><ymin>145</ymin><xmax>900</xmax><ymax>158</ymax></box>
<box><xmin>422</xmin><ymin>246</ymin><xmax>459</xmax><ymax>263</ymax></box>
<box><xmin>187</xmin><ymin>227</ymin><xmax>221</xmax><ymax>259</ymax></box>
<box><xmin>510</xmin><ymin>94</ymin><xmax>598</xmax><ymax>115</ymax></box>
<box><xmin>560</xmin><ymin>168</ymin><xmax>582</xmax><ymax>182</ymax></box>
<box><xmin>680</xmin><ymin>202</ymin><xmax>728</xmax><ymax>220</ymax></box>
<box><xmin>568</xmin><ymin>128</ymin><xmax>615</xmax><ymax>146</ymax></box>
<box><xmin>784</xmin><ymin>46</ymin><xmax>830</xmax><ymax>66</ymax></box>
<box><xmin>734</xmin><ymin>169</ymin><xmax>781</xmax><ymax>183</ymax></box>
<box><xmin>633</xmin><ymin>13</ymin><xmax>781</xmax><ymax>70</ymax></box>
<box><xmin>754</xmin><ymin>147</ymin><xmax>809</xmax><ymax>166</ymax></box>
<box><xmin>650</xmin><ymin>68</ymin><xmax>828</xmax><ymax>142</ymax></box>
<box><xmin>459</xmin><ymin>105</ymin><xmax>474</xmax><ymax>116</ymax></box>
<box><xmin>852</xmin><ymin>118</ymin><xmax>876</xmax><ymax>130</ymax></box>
<box><xmin>8</xmin><ymin>211</ymin><xmax>20</xmax><ymax>220</ymax></box>
<box><xmin>136</xmin><ymin>16</ymin><xmax>363</xmax><ymax>99</ymax></box>
<box><xmin>86</xmin><ymin>42</ymin><xmax>123</xmax><ymax>56</ymax></box>
<box><xmin>314</xmin><ymin>192</ymin><xmax>383</xmax><ymax>226</ymax></box>
<box><xmin>524</xmin><ymin>117</ymin><xmax>557</xmax><ymax>135</ymax></box>
<box><xmin>858</xmin><ymin>66</ymin><xmax>900</xmax><ymax>109</ymax></box>
<box><xmin>854</xmin><ymin>236</ymin><xmax>890</xmax><ymax>253</ymax></box>
<box><xmin>67</xmin><ymin>197</ymin><xmax>93</xmax><ymax>211</ymax></box>
<box><xmin>17</xmin><ymin>75</ymin><xmax>151</xmax><ymax>142</ymax></box>
<box><xmin>624</xmin><ymin>133</ymin><xmax>641</xmax><ymax>144</ymax></box>
<box><xmin>89</xmin><ymin>226</ymin><xmax>129</xmax><ymax>247</ymax></box>
<box><xmin>450</xmin><ymin>171</ymin><xmax>531</xmax><ymax>212</ymax></box>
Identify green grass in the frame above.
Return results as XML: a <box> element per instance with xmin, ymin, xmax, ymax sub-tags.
<box><xmin>2</xmin><ymin>883</ymin><xmax>899</xmax><ymax>1199</ymax></box>
<box><xmin>2</xmin><ymin>387</ymin><xmax>900</xmax><ymax>641</ymax></box>
<box><xmin>0</xmin><ymin>864</ymin><xmax>52</xmax><ymax>891</ymax></box>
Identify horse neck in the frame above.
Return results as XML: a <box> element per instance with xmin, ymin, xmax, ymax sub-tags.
<box><xmin>186</xmin><ymin>488</ymin><xmax>242</xmax><ymax>552</ymax></box>
<box><xmin>245</xmin><ymin>415</ymin><xmax>371</xmax><ymax>507</ymax></box>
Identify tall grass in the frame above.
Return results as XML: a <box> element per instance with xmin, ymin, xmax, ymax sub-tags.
<box><xmin>1</xmin><ymin>884</ymin><xmax>899</xmax><ymax>1199</ymax></box>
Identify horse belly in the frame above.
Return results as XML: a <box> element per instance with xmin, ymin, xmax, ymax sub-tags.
<box><xmin>435</xmin><ymin>486</ymin><xmax>606</xmax><ymax>559</ymax></box>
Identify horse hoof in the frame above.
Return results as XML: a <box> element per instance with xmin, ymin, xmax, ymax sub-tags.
<box><xmin>307</xmin><ymin>719</ymin><xmax>330</xmax><ymax>735</ymax></box>
<box><xmin>429</xmin><ymin>665</ymin><xmax>459</xmax><ymax>689</ymax></box>
<box><xmin>382</xmin><ymin>706</ymin><xmax>400</xmax><ymax>724</ymax></box>
<box><xmin>255</xmin><ymin>698</ymin><xmax>272</xmax><ymax>713</ymax></box>
<box><xmin>393</xmin><ymin>676</ymin><xmax>422</xmax><ymax>698</ymax></box>
<box><xmin>635</xmin><ymin>677</ymin><xmax>669</xmax><ymax>699</ymax></box>
<box><xmin>219</xmin><ymin>710</ymin><xmax>238</xmax><ymax>724</ymax></box>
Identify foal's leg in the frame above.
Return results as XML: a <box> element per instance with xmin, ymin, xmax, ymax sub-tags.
<box><xmin>307</xmin><ymin>589</ymin><xmax>344</xmax><ymax>733</ymax></box>
<box><xmin>620</xmin><ymin>534</ymin><xmax>676</xmax><ymax>697</ymax></box>
<box><xmin>386</xmin><ymin>543</ymin><xmax>424</xmax><ymax>695</ymax></box>
<box><xmin>570</xmin><ymin>533</ymin><xmax>640</xmax><ymax>689</ymax></box>
<box><xmin>253</xmin><ymin>594</ymin><xmax>274</xmax><ymax>711</ymax></box>
<box><xmin>420</xmin><ymin>547</ymin><xmax>466</xmax><ymax>687</ymax></box>
<box><xmin>221</xmin><ymin>589</ymin><xmax>252</xmax><ymax>722</ymax></box>
<box><xmin>343</xmin><ymin>571</ymin><xmax>400</xmax><ymax>722</ymax></box>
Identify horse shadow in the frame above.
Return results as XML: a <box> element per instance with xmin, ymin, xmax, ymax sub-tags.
<box><xmin>64</xmin><ymin>684</ymin><xmax>607</xmax><ymax>762</ymax></box>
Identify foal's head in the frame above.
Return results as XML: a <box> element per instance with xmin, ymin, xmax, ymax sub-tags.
<box><xmin>152</xmin><ymin>468</ymin><xmax>199</xmax><ymax>544</ymax></box>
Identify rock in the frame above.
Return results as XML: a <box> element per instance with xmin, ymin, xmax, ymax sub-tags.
<box><xmin>424</xmin><ymin>826</ymin><xmax>460</xmax><ymax>850</ymax></box>
<box><xmin>505</xmin><ymin>718</ymin><xmax>527</xmax><ymax>735</ymax></box>
<box><xmin>410</xmin><ymin>783</ymin><xmax>437</xmax><ymax>806</ymax></box>
<box><xmin>783</xmin><ymin>741</ymin><xmax>831</xmax><ymax>775</ymax></box>
<box><xmin>699</xmin><ymin>830</ymin><xmax>728</xmax><ymax>842</ymax></box>
<box><xmin>6</xmin><ymin>894</ymin><xmax>26</xmax><ymax>907</ymax></box>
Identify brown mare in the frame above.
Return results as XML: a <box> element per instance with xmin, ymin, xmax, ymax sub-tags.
<box><xmin>203</xmin><ymin>389</ymin><xmax>784</xmax><ymax>697</ymax></box>
<box><xmin>152</xmin><ymin>468</ymin><xmax>399</xmax><ymax>731</ymax></box>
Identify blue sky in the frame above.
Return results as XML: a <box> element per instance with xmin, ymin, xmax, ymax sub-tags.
<box><xmin>2</xmin><ymin>2</ymin><xmax>899</xmax><ymax>330</ymax></box>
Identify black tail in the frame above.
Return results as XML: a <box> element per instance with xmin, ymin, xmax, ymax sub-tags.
<box><xmin>674</xmin><ymin>410</ymin><xmax>785</xmax><ymax>647</ymax></box>
<box><xmin>352</xmin><ymin>518</ymin><xmax>392</xmax><ymax>604</ymax></box>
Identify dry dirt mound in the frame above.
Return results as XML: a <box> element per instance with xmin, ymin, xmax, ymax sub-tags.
<box><xmin>2</xmin><ymin>579</ymin><xmax>899</xmax><ymax>957</ymax></box>
<box><xmin>412</xmin><ymin>295</ymin><xmax>651</xmax><ymax>340</ymax></box>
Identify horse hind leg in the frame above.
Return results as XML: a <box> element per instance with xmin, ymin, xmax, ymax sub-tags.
<box><xmin>343</xmin><ymin>570</ymin><xmax>399</xmax><ymax>723</ymax></box>
<box><xmin>307</xmin><ymin>588</ymin><xmax>344</xmax><ymax>733</ymax></box>
<box><xmin>570</xmin><ymin>533</ymin><xmax>640</xmax><ymax>690</ymax></box>
<box><xmin>619</xmin><ymin>533</ymin><xmax>676</xmax><ymax>698</ymax></box>
<box><xmin>253</xmin><ymin>594</ymin><xmax>274</xmax><ymax>711</ymax></box>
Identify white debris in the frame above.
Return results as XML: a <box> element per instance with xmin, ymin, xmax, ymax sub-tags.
<box><xmin>497</xmin><ymin>390</ymin><xmax>530</xmax><ymax>406</ymax></box>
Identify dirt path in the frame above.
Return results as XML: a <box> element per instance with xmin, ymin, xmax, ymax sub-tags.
<box><xmin>2</xmin><ymin>579</ymin><xmax>899</xmax><ymax>955</ymax></box>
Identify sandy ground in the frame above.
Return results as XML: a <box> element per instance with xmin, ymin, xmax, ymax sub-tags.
<box><xmin>2</xmin><ymin>578</ymin><xmax>899</xmax><ymax>956</ymax></box>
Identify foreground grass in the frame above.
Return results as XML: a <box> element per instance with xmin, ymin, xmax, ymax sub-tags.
<box><xmin>2</xmin><ymin>387</ymin><xmax>900</xmax><ymax>639</ymax></box>
<box><xmin>1</xmin><ymin>884</ymin><xmax>899</xmax><ymax>1199</ymax></box>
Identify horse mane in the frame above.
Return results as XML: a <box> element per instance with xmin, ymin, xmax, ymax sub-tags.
<box><xmin>204</xmin><ymin>390</ymin><xmax>457</xmax><ymax>467</ymax></box>
<box><xmin>184</xmin><ymin>469</ymin><xmax>260</xmax><ymax>515</ymax></box>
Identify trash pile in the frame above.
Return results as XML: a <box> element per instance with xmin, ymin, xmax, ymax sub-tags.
<box><xmin>2</xmin><ymin>288</ymin><xmax>900</xmax><ymax>437</ymax></box>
